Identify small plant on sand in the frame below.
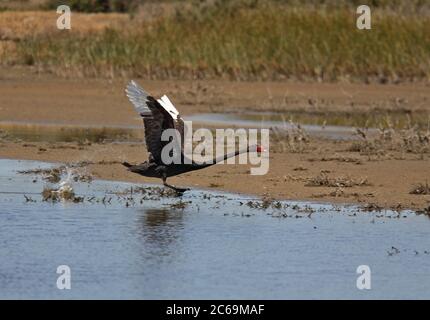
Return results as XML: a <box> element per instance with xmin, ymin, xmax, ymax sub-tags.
<box><xmin>350</xmin><ymin>117</ymin><xmax>430</xmax><ymax>155</ymax></box>
<box><xmin>410</xmin><ymin>182</ymin><xmax>430</xmax><ymax>195</ymax></box>
<box><xmin>0</xmin><ymin>129</ymin><xmax>8</xmax><ymax>140</ymax></box>
<box><xmin>305</xmin><ymin>172</ymin><xmax>370</xmax><ymax>188</ymax></box>
<box><xmin>270</xmin><ymin>117</ymin><xmax>310</xmax><ymax>153</ymax></box>
<box><xmin>416</xmin><ymin>206</ymin><xmax>430</xmax><ymax>217</ymax></box>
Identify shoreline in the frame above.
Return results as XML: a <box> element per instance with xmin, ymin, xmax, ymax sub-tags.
<box><xmin>1</xmin><ymin>139</ymin><xmax>429</xmax><ymax>213</ymax></box>
<box><xmin>3</xmin><ymin>154</ymin><xmax>393</xmax><ymax>214</ymax></box>
<box><xmin>0</xmin><ymin>154</ymin><xmax>383</xmax><ymax>210</ymax></box>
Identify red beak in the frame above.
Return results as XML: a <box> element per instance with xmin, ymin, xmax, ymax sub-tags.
<box><xmin>256</xmin><ymin>145</ymin><xmax>265</xmax><ymax>153</ymax></box>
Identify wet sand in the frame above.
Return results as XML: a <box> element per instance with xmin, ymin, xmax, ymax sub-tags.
<box><xmin>1</xmin><ymin>139</ymin><xmax>429</xmax><ymax>212</ymax></box>
<box><xmin>0</xmin><ymin>67</ymin><xmax>430</xmax><ymax>211</ymax></box>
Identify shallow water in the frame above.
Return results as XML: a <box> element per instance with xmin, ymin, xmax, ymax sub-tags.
<box><xmin>236</xmin><ymin>110</ymin><xmax>430</xmax><ymax>129</ymax></box>
<box><xmin>1</xmin><ymin>159</ymin><xmax>430</xmax><ymax>299</ymax></box>
<box><xmin>188</xmin><ymin>111</ymin><xmax>429</xmax><ymax>140</ymax></box>
<box><xmin>187</xmin><ymin>113</ymin><xmax>372</xmax><ymax>140</ymax></box>
<box><xmin>2</xmin><ymin>110</ymin><xmax>427</xmax><ymax>143</ymax></box>
<box><xmin>1</xmin><ymin>114</ymin><xmax>364</xmax><ymax>143</ymax></box>
<box><xmin>0</xmin><ymin>121</ymin><xmax>142</xmax><ymax>143</ymax></box>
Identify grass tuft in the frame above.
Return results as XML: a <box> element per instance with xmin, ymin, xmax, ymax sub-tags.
<box><xmin>410</xmin><ymin>182</ymin><xmax>430</xmax><ymax>195</ymax></box>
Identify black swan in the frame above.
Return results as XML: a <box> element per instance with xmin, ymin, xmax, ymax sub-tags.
<box><xmin>123</xmin><ymin>80</ymin><xmax>263</xmax><ymax>193</ymax></box>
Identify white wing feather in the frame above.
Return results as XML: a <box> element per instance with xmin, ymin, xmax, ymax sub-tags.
<box><xmin>157</xmin><ymin>95</ymin><xmax>179</xmax><ymax>120</ymax></box>
<box><xmin>126</xmin><ymin>80</ymin><xmax>180</xmax><ymax>120</ymax></box>
<box><xmin>125</xmin><ymin>80</ymin><xmax>152</xmax><ymax>116</ymax></box>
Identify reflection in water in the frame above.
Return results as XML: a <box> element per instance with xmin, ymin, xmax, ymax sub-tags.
<box><xmin>137</xmin><ymin>208</ymin><xmax>185</xmax><ymax>259</ymax></box>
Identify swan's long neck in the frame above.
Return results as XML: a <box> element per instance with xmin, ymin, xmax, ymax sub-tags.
<box><xmin>213</xmin><ymin>147</ymin><xmax>249</xmax><ymax>164</ymax></box>
<box><xmin>192</xmin><ymin>146</ymin><xmax>251</xmax><ymax>170</ymax></box>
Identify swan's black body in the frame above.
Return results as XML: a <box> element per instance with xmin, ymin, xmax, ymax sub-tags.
<box><xmin>123</xmin><ymin>161</ymin><xmax>198</xmax><ymax>192</ymax></box>
<box><xmin>123</xmin><ymin>161</ymin><xmax>198</xmax><ymax>178</ymax></box>
<box><xmin>124</xmin><ymin>80</ymin><xmax>258</xmax><ymax>193</ymax></box>
<box><xmin>122</xmin><ymin>148</ymin><xmax>251</xmax><ymax>192</ymax></box>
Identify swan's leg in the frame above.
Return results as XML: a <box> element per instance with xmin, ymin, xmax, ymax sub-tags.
<box><xmin>162</xmin><ymin>176</ymin><xmax>190</xmax><ymax>193</ymax></box>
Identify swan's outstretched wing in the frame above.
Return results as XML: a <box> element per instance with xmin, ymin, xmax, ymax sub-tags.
<box><xmin>125</xmin><ymin>80</ymin><xmax>152</xmax><ymax>117</ymax></box>
<box><xmin>125</xmin><ymin>80</ymin><xmax>184</xmax><ymax>163</ymax></box>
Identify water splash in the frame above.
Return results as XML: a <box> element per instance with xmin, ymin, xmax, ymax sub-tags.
<box><xmin>42</xmin><ymin>167</ymin><xmax>77</xmax><ymax>202</ymax></box>
<box><xmin>57</xmin><ymin>167</ymin><xmax>75</xmax><ymax>199</ymax></box>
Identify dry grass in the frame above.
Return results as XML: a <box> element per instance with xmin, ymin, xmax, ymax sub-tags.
<box><xmin>305</xmin><ymin>172</ymin><xmax>370</xmax><ymax>188</ymax></box>
<box><xmin>270</xmin><ymin>117</ymin><xmax>310</xmax><ymax>153</ymax></box>
<box><xmin>349</xmin><ymin>117</ymin><xmax>430</xmax><ymax>155</ymax></box>
<box><xmin>0</xmin><ymin>11</ymin><xmax>128</xmax><ymax>40</ymax></box>
<box><xmin>1</xmin><ymin>1</ymin><xmax>429</xmax><ymax>81</ymax></box>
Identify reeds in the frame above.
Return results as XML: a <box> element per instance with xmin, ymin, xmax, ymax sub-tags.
<box><xmin>2</xmin><ymin>1</ymin><xmax>429</xmax><ymax>81</ymax></box>
<box><xmin>350</xmin><ymin>116</ymin><xmax>430</xmax><ymax>155</ymax></box>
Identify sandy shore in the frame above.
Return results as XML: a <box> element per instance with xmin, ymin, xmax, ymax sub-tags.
<box><xmin>1</xmin><ymin>139</ymin><xmax>430</xmax><ymax>211</ymax></box>
<box><xmin>1</xmin><ymin>67</ymin><xmax>429</xmax><ymax>211</ymax></box>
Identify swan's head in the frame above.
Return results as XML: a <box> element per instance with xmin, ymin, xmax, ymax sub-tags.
<box><xmin>256</xmin><ymin>145</ymin><xmax>265</xmax><ymax>153</ymax></box>
<box><xmin>248</xmin><ymin>144</ymin><xmax>266</xmax><ymax>153</ymax></box>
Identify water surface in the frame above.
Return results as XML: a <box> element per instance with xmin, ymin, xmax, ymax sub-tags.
<box><xmin>187</xmin><ymin>113</ymin><xmax>372</xmax><ymax>140</ymax></box>
<box><xmin>1</xmin><ymin>159</ymin><xmax>430</xmax><ymax>299</ymax></box>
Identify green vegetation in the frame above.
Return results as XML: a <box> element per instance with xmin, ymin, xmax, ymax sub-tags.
<box><xmin>7</xmin><ymin>1</ymin><xmax>430</xmax><ymax>81</ymax></box>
